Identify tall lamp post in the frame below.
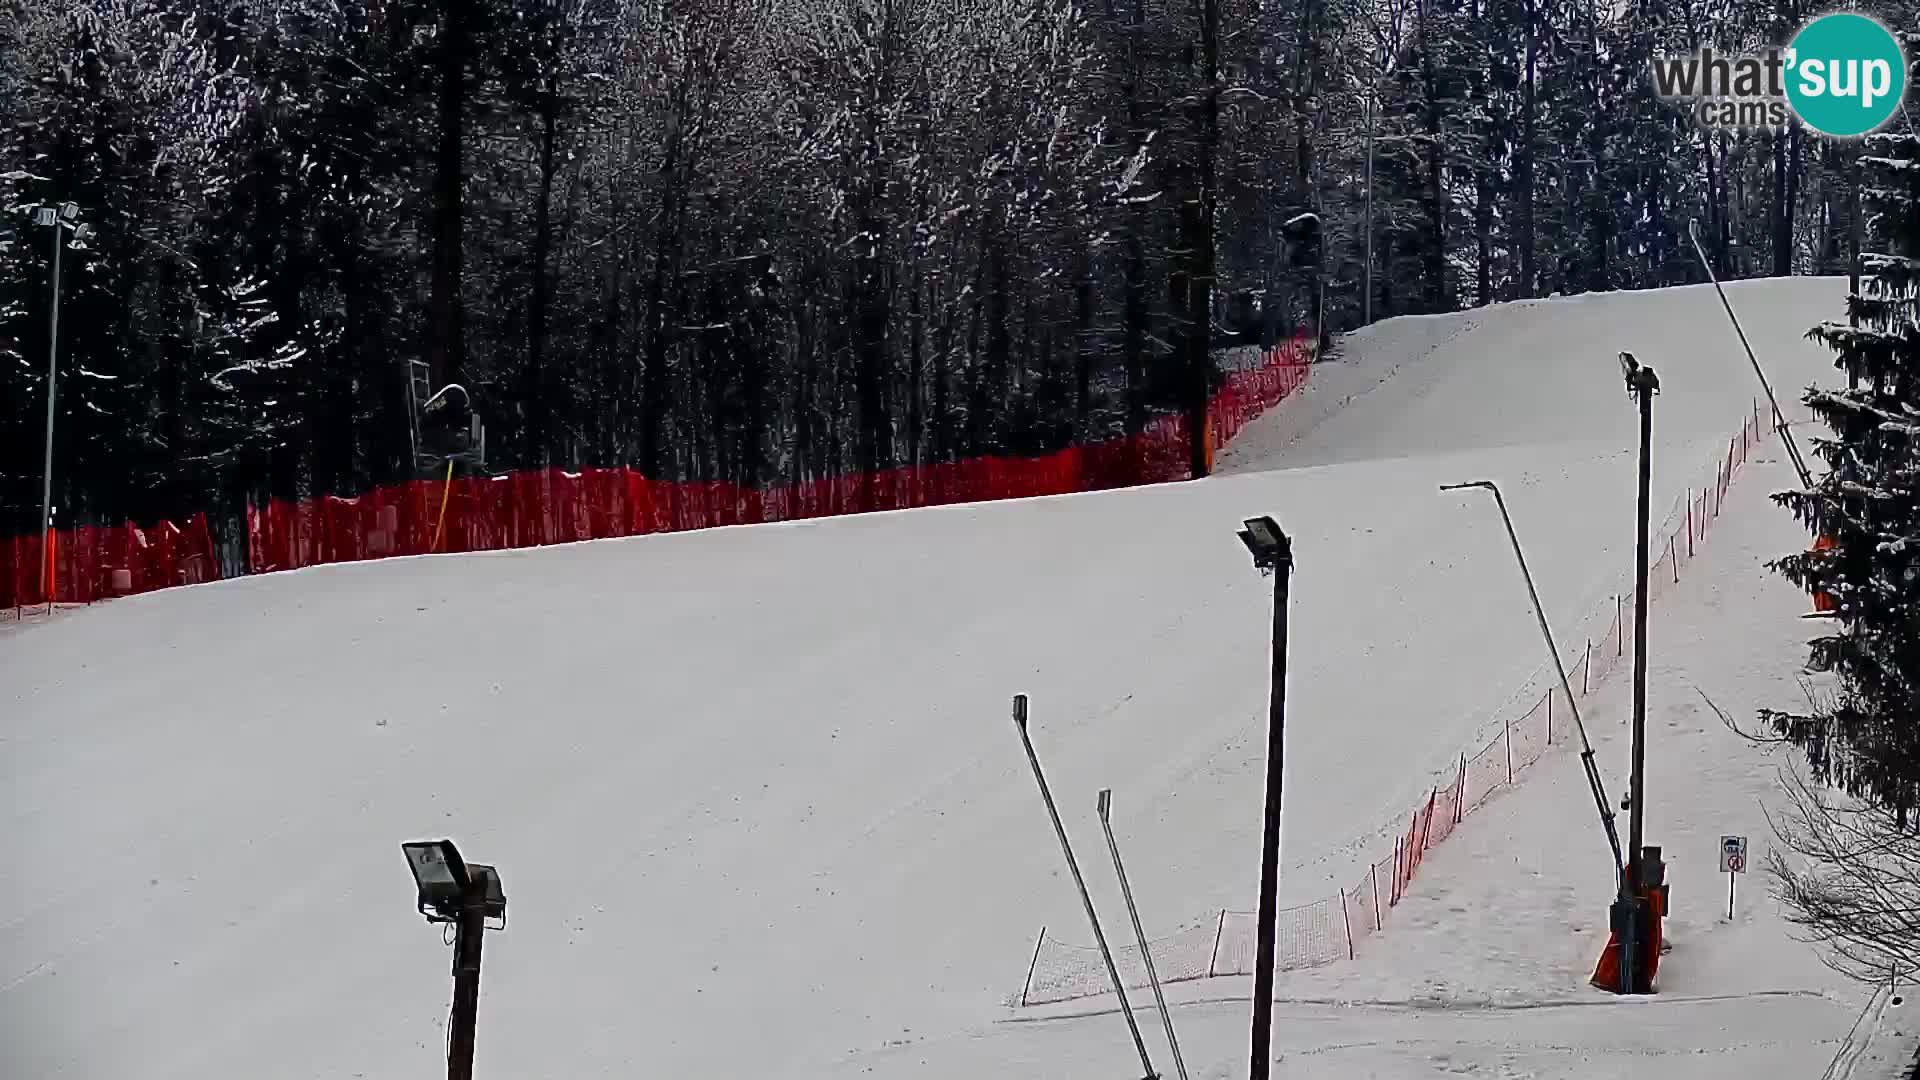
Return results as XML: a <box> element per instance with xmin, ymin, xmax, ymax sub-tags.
<box><xmin>403</xmin><ymin>840</ymin><xmax>507</xmax><ymax>1080</ymax></box>
<box><xmin>1236</xmin><ymin>515</ymin><xmax>1292</xmax><ymax>1080</ymax></box>
<box><xmin>32</xmin><ymin>203</ymin><xmax>86</xmax><ymax>604</ymax></box>
<box><xmin>1617</xmin><ymin>351</ymin><xmax>1662</xmax><ymax>994</ymax></box>
<box><xmin>1440</xmin><ymin>480</ymin><xmax>1623</xmax><ymax>885</ymax></box>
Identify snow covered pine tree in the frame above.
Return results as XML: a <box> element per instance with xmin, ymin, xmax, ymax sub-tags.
<box><xmin>1769</xmin><ymin>116</ymin><xmax>1920</xmax><ymax>818</ymax></box>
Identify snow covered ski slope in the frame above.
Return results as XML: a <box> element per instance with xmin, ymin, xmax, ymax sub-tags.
<box><xmin>1</xmin><ymin>277</ymin><xmax>1856</xmax><ymax>1079</ymax></box>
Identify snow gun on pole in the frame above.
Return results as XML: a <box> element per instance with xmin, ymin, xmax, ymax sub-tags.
<box><xmin>1687</xmin><ymin>219</ymin><xmax>1813</xmax><ymax>490</ymax></box>
<box><xmin>1440</xmin><ymin>481</ymin><xmax>1626</xmax><ymax>892</ymax></box>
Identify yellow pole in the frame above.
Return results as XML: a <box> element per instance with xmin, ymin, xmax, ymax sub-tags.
<box><xmin>430</xmin><ymin>459</ymin><xmax>454</xmax><ymax>553</ymax></box>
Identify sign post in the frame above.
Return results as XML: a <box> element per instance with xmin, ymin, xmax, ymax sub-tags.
<box><xmin>1720</xmin><ymin>835</ymin><xmax>1748</xmax><ymax>919</ymax></box>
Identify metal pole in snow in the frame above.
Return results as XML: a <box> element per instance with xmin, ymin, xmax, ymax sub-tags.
<box><xmin>1010</xmin><ymin>696</ymin><xmax>1156</xmax><ymax>1079</ymax></box>
<box><xmin>39</xmin><ymin>219</ymin><xmax>63</xmax><ymax>608</ymax></box>
<box><xmin>1687</xmin><ymin>219</ymin><xmax>1812</xmax><ymax>490</ymax></box>
<box><xmin>1623</xmin><ymin>357</ymin><xmax>1661</xmax><ymax>994</ymax></box>
<box><xmin>1020</xmin><ymin>927</ymin><xmax>1046</xmax><ymax>1008</ymax></box>
<box><xmin>1441</xmin><ymin>480</ymin><xmax>1624</xmax><ymax>886</ymax></box>
<box><xmin>1099</xmin><ymin>790</ymin><xmax>1188</xmax><ymax>1080</ymax></box>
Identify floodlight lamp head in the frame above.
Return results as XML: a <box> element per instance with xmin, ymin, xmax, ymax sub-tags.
<box><xmin>58</xmin><ymin>202</ymin><xmax>78</xmax><ymax>222</ymax></box>
<box><xmin>1618</xmin><ymin>352</ymin><xmax>1660</xmax><ymax>398</ymax></box>
<box><xmin>1097</xmin><ymin>788</ymin><xmax>1112</xmax><ymax>818</ymax></box>
<box><xmin>402</xmin><ymin>839</ymin><xmax>471</xmax><ymax>922</ymax></box>
<box><xmin>33</xmin><ymin>207</ymin><xmax>55</xmax><ymax>227</ymax></box>
<box><xmin>1238</xmin><ymin>515</ymin><xmax>1292</xmax><ymax>572</ymax></box>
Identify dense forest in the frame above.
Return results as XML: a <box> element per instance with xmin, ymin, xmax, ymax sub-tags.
<box><xmin>0</xmin><ymin>0</ymin><xmax>1900</xmax><ymax>537</ymax></box>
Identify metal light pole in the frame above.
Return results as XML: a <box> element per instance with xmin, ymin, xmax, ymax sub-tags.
<box><xmin>401</xmin><ymin>841</ymin><xmax>506</xmax><ymax>1080</ymax></box>
<box><xmin>1440</xmin><ymin>480</ymin><xmax>1623</xmax><ymax>887</ymax></box>
<box><xmin>33</xmin><ymin>203</ymin><xmax>78</xmax><ymax>604</ymax></box>
<box><xmin>1098</xmin><ymin>789</ymin><xmax>1189</xmax><ymax>1080</ymax></box>
<box><xmin>1236</xmin><ymin>516</ymin><xmax>1292</xmax><ymax>1080</ymax></box>
<box><xmin>1011</xmin><ymin>696</ymin><xmax>1157</xmax><ymax>1080</ymax></box>
<box><xmin>446</xmin><ymin>874</ymin><xmax>488</xmax><ymax>1080</ymax></box>
<box><xmin>1620</xmin><ymin>351</ymin><xmax>1661</xmax><ymax>994</ymax></box>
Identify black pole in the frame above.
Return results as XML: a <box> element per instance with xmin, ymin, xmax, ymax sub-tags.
<box><xmin>1248</xmin><ymin>533</ymin><xmax>1293</xmax><ymax>1080</ymax></box>
<box><xmin>1622</xmin><ymin>359</ymin><xmax>1660</xmax><ymax>995</ymax></box>
<box><xmin>447</xmin><ymin>877</ymin><xmax>487</xmax><ymax>1080</ymax></box>
<box><xmin>1628</xmin><ymin>369</ymin><xmax>1654</xmax><ymax>872</ymax></box>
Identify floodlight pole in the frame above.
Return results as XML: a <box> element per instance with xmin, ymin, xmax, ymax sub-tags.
<box><xmin>1241</xmin><ymin>521</ymin><xmax>1293</xmax><ymax>1080</ymax></box>
<box><xmin>1616</xmin><ymin>355</ymin><xmax>1661</xmax><ymax>995</ymax></box>
<box><xmin>1440</xmin><ymin>481</ymin><xmax>1624</xmax><ymax>887</ymax></box>
<box><xmin>38</xmin><ymin>213</ymin><xmax>65</xmax><ymax>605</ymax></box>
<box><xmin>447</xmin><ymin>873</ymin><xmax>488</xmax><ymax>1080</ymax></box>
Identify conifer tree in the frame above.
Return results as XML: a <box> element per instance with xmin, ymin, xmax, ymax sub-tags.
<box><xmin>1770</xmin><ymin>118</ymin><xmax>1920</xmax><ymax>821</ymax></box>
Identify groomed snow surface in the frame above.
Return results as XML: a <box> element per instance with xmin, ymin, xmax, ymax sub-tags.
<box><xmin>6</xmin><ymin>277</ymin><xmax>1915</xmax><ymax>1077</ymax></box>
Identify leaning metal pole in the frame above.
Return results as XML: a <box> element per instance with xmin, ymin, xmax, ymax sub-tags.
<box><xmin>1687</xmin><ymin>219</ymin><xmax>1813</xmax><ymax>490</ymax></box>
<box><xmin>1012</xmin><ymin>696</ymin><xmax>1156</xmax><ymax>1080</ymax></box>
<box><xmin>1098</xmin><ymin>789</ymin><xmax>1189</xmax><ymax>1080</ymax></box>
<box><xmin>1441</xmin><ymin>481</ymin><xmax>1624</xmax><ymax>888</ymax></box>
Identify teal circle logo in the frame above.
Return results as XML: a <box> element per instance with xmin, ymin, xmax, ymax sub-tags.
<box><xmin>1785</xmin><ymin>13</ymin><xmax>1906</xmax><ymax>137</ymax></box>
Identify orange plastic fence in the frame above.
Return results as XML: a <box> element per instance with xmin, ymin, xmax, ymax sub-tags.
<box><xmin>1016</xmin><ymin>402</ymin><xmax>1770</xmax><ymax>1008</ymax></box>
<box><xmin>4</xmin><ymin>336</ymin><xmax>1314</xmax><ymax>612</ymax></box>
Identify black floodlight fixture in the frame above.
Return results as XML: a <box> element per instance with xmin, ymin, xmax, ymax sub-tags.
<box><xmin>403</xmin><ymin>839</ymin><xmax>505</xmax><ymax>928</ymax></box>
<box><xmin>58</xmin><ymin>202</ymin><xmax>78</xmax><ymax>223</ymax></box>
<box><xmin>403</xmin><ymin>839</ymin><xmax>470</xmax><ymax>919</ymax></box>
<box><xmin>1238</xmin><ymin>515</ymin><xmax>1292</xmax><ymax>573</ymax></box>
<box><xmin>33</xmin><ymin>206</ymin><xmax>56</xmax><ymax>227</ymax></box>
<box><xmin>1619</xmin><ymin>351</ymin><xmax>1660</xmax><ymax>398</ymax></box>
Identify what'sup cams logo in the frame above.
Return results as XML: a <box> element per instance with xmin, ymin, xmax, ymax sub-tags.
<box><xmin>1652</xmin><ymin>12</ymin><xmax>1907</xmax><ymax>136</ymax></box>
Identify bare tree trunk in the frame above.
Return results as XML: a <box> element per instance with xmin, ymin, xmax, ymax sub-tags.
<box><xmin>1188</xmin><ymin>0</ymin><xmax>1221</xmax><ymax>479</ymax></box>
<box><xmin>1517</xmin><ymin>0</ymin><xmax>1536</xmax><ymax>299</ymax></box>
<box><xmin>430</xmin><ymin>0</ymin><xmax>469</xmax><ymax>388</ymax></box>
<box><xmin>1773</xmin><ymin>127</ymin><xmax>1793</xmax><ymax>276</ymax></box>
<box><xmin>524</xmin><ymin>69</ymin><xmax>560</xmax><ymax>465</ymax></box>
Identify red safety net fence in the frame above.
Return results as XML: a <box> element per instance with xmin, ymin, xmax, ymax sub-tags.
<box><xmin>4</xmin><ymin>335</ymin><xmax>1313</xmax><ymax>614</ymax></box>
<box><xmin>1016</xmin><ymin>402</ymin><xmax>1772</xmax><ymax>1008</ymax></box>
<box><xmin>2</xmin><ymin>514</ymin><xmax>220</xmax><ymax>615</ymax></box>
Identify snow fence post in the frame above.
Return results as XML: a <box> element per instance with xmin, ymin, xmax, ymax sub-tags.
<box><xmin>1686</xmin><ymin>494</ymin><xmax>1694</xmax><ymax>557</ymax></box>
<box><xmin>1582</xmin><ymin>638</ymin><xmax>1592</xmax><ymax>695</ymax></box>
<box><xmin>1020</xmin><ymin>926</ymin><xmax>1046</xmax><ymax>1007</ymax></box>
<box><xmin>1370</xmin><ymin>862</ymin><xmax>1384</xmax><ymax>929</ymax></box>
<box><xmin>1392</xmin><ymin>836</ymin><xmax>1404</xmax><ymax>905</ymax></box>
<box><xmin>1617</xmin><ymin>594</ymin><xmax>1625</xmax><ymax>656</ymax></box>
<box><xmin>1341</xmin><ymin>889</ymin><xmax>1355</xmax><ymax>960</ymax></box>
<box><xmin>1457</xmin><ymin>754</ymin><xmax>1467</xmax><ymax>824</ymax></box>
<box><xmin>1505</xmin><ymin>714</ymin><xmax>1514</xmax><ymax>783</ymax></box>
<box><xmin>1671</xmin><ymin>534</ymin><xmax>1679</xmax><ymax>584</ymax></box>
<box><xmin>1420</xmin><ymin>792</ymin><xmax>1436</xmax><ymax>869</ymax></box>
<box><xmin>1208</xmin><ymin>909</ymin><xmax>1226</xmax><ymax>977</ymax></box>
